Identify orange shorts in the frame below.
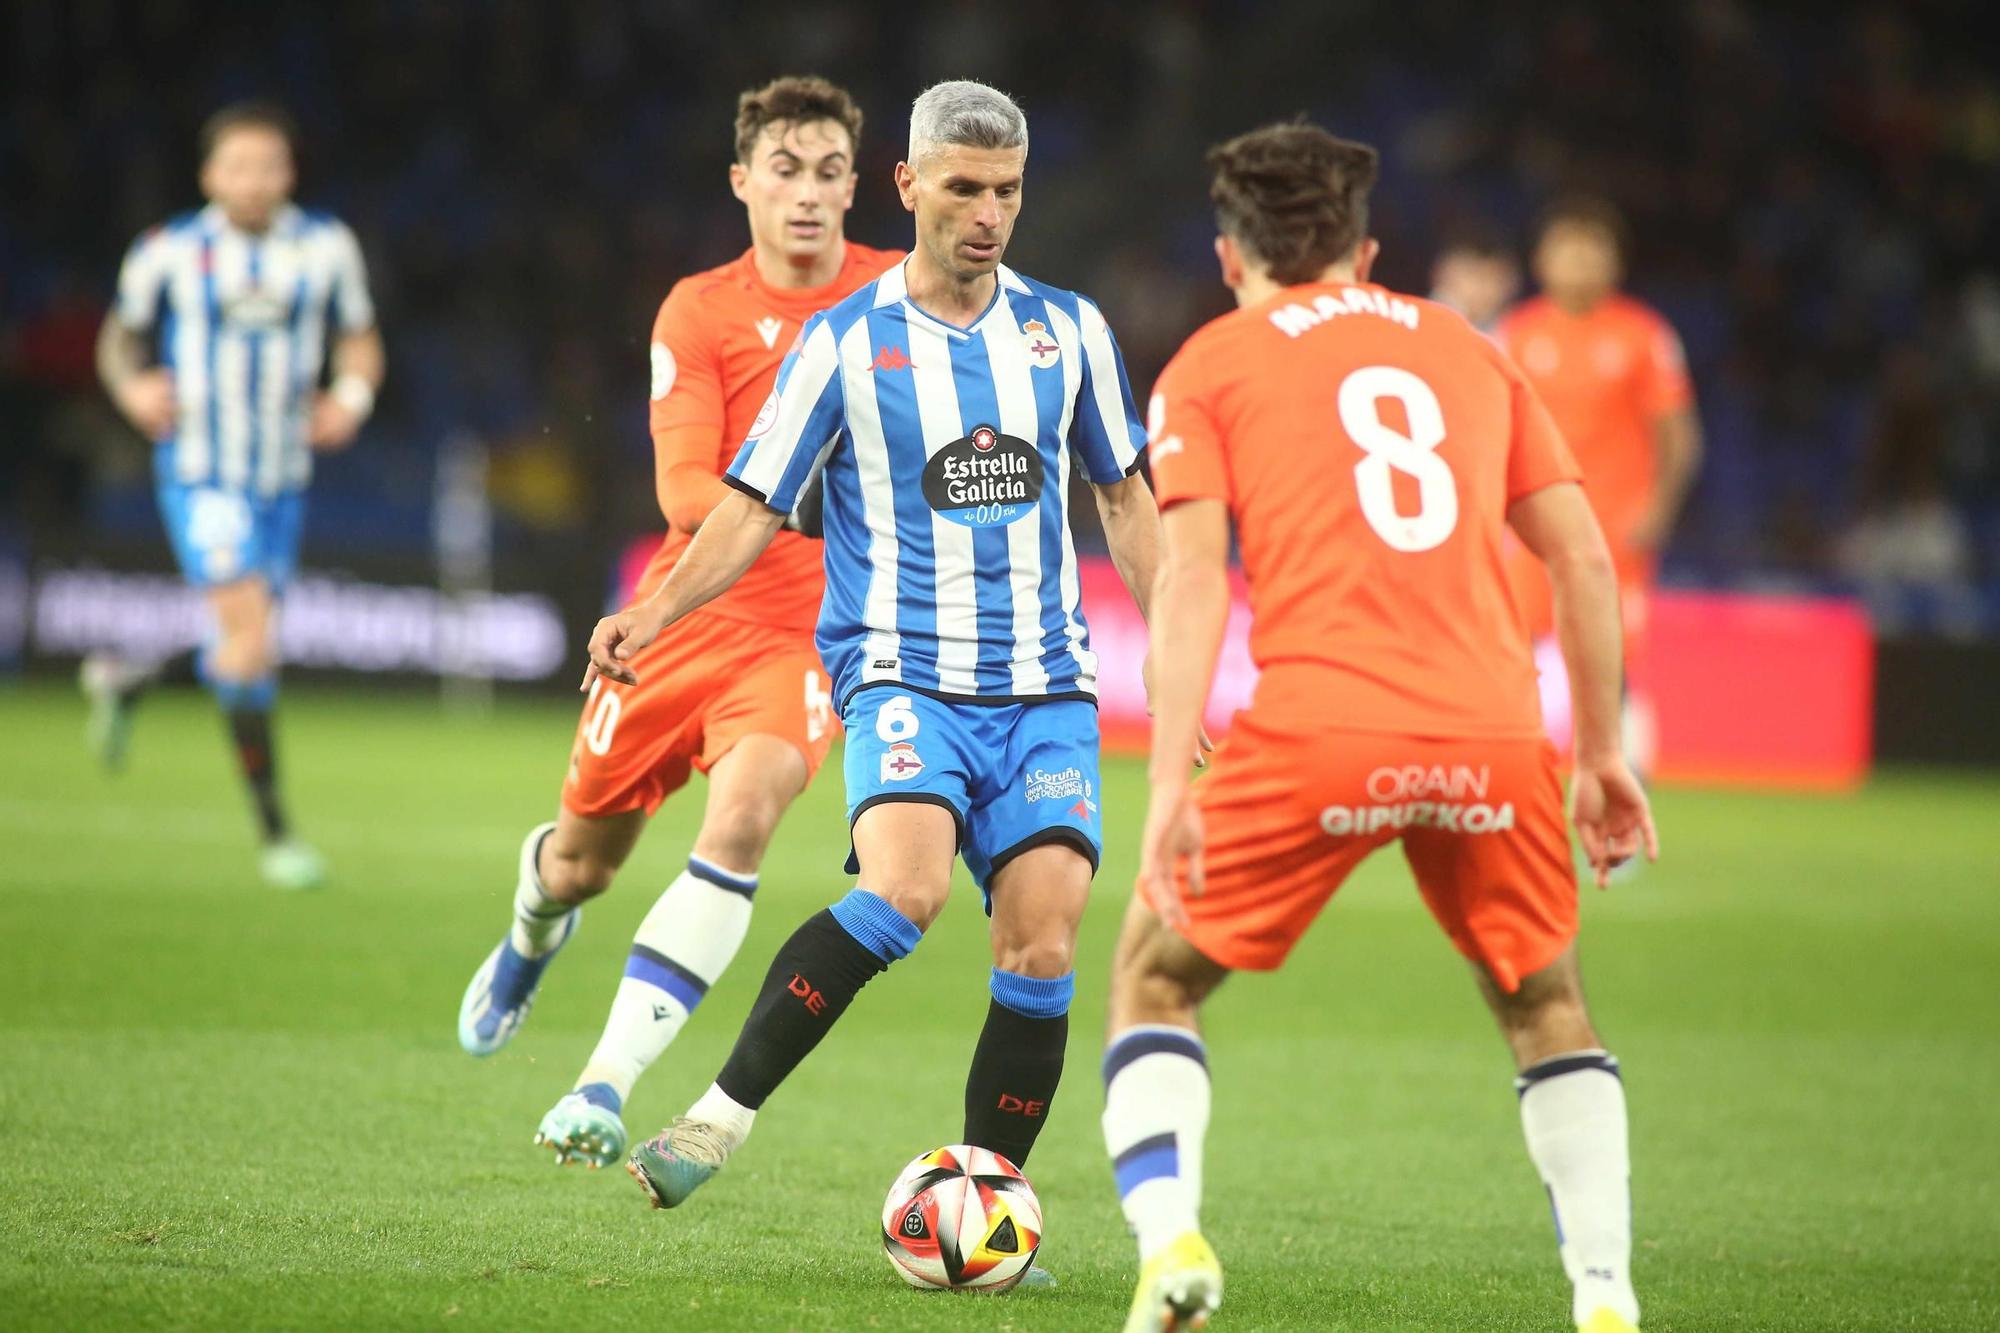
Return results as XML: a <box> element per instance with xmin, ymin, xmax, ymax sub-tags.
<box><xmin>1175</xmin><ymin>717</ymin><xmax>1577</xmax><ymax>992</ymax></box>
<box><xmin>562</xmin><ymin>610</ymin><xmax>837</xmax><ymax>819</ymax></box>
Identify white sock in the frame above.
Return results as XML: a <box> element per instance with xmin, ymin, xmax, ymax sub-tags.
<box><xmin>1518</xmin><ymin>1051</ymin><xmax>1638</xmax><ymax>1325</ymax></box>
<box><xmin>687</xmin><ymin>1080</ymin><xmax>757</xmax><ymax>1152</ymax></box>
<box><xmin>1101</xmin><ymin>1024</ymin><xmax>1210</xmax><ymax>1262</ymax></box>
<box><xmin>576</xmin><ymin>856</ymin><xmax>758</xmax><ymax>1104</ymax></box>
<box><xmin>509</xmin><ymin>822</ymin><xmax>573</xmax><ymax>958</ymax></box>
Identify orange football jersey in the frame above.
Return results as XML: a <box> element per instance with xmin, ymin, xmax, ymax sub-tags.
<box><xmin>639</xmin><ymin>242</ymin><xmax>903</xmax><ymax>629</ymax></box>
<box><xmin>1148</xmin><ymin>281</ymin><xmax>1580</xmax><ymax>740</ymax></box>
<box><xmin>1496</xmin><ymin>294</ymin><xmax>1691</xmax><ymax>558</ymax></box>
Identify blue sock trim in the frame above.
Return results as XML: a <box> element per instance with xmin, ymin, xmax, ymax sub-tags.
<box><xmin>576</xmin><ymin>1081</ymin><xmax>623</xmax><ymax>1114</ymax></box>
<box><xmin>828</xmin><ymin>888</ymin><xmax>922</xmax><ymax>964</ymax></box>
<box><xmin>625</xmin><ymin>944</ymin><xmax>707</xmax><ymax>1012</ymax></box>
<box><xmin>990</xmin><ymin>968</ymin><xmax>1073</xmax><ymax>1019</ymax></box>
<box><xmin>687</xmin><ymin>855</ymin><xmax>758</xmax><ymax>898</ymax></box>
<box><xmin>1112</xmin><ymin>1132</ymin><xmax>1180</xmax><ymax>1198</ymax></box>
<box><xmin>210</xmin><ymin>675</ymin><xmax>277</xmax><ymax>711</ymax></box>
<box><xmin>1514</xmin><ymin>1050</ymin><xmax>1620</xmax><ymax>1098</ymax></box>
<box><xmin>1102</xmin><ymin>1025</ymin><xmax>1207</xmax><ymax>1085</ymax></box>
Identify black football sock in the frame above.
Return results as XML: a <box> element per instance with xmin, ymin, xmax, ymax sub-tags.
<box><xmin>714</xmin><ymin>890</ymin><xmax>922</xmax><ymax>1110</ymax></box>
<box><xmin>962</xmin><ymin>969</ymin><xmax>1074</xmax><ymax>1167</ymax></box>
<box><xmin>222</xmin><ymin>701</ymin><xmax>288</xmax><ymax>843</ymax></box>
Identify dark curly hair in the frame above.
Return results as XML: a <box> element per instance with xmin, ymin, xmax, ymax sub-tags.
<box><xmin>1206</xmin><ymin>121</ymin><xmax>1379</xmax><ymax>285</ymax></box>
<box><xmin>735</xmin><ymin>75</ymin><xmax>864</xmax><ymax>165</ymax></box>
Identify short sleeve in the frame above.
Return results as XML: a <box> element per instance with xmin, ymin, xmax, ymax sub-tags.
<box><xmin>1635</xmin><ymin>311</ymin><xmax>1693</xmax><ymax>418</ymax></box>
<box><xmin>648</xmin><ymin>282</ymin><xmax>728</xmax><ymax>475</ymax></box>
<box><xmin>726</xmin><ymin>312</ymin><xmax>845</xmax><ymax>513</ymax></box>
<box><xmin>326</xmin><ymin>222</ymin><xmax>375</xmax><ymax>332</ymax></box>
<box><xmin>1068</xmin><ymin>295</ymin><xmax>1146</xmax><ymax>483</ymax></box>
<box><xmin>114</xmin><ymin>231</ymin><xmax>170</xmax><ymax>331</ymax></box>
<box><xmin>1146</xmin><ymin>345</ymin><xmax>1231</xmax><ymax>509</ymax></box>
<box><xmin>1504</xmin><ymin>356</ymin><xmax>1582</xmax><ymax>503</ymax></box>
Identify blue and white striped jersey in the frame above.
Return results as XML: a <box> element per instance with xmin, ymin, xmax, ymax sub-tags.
<box><xmin>726</xmin><ymin>261</ymin><xmax>1146</xmax><ymax>707</ymax></box>
<box><xmin>115</xmin><ymin>203</ymin><xmax>375</xmax><ymax>498</ymax></box>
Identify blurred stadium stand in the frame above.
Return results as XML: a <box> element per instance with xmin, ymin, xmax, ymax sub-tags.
<box><xmin>3</xmin><ymin>1</ymin><xmax>1995</xmax><ymax>758</ymax></box>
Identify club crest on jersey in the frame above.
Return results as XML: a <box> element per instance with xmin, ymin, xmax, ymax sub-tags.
<box><xmin>650</xmin><ymin>342</ymin><xmax>677</xmax><ymax>400</ymax></box>
<box><xmin>747</xmin><ymin>389</ymin><xmax>780</xmax><ymax>438</ymax></box>
<box><xmin>922</xmin><ymin>423</ymin><xmax>1043</xmax><ymax>528</ymax></box>
<box><xmin>755</xmin><ymin>316</ymin><xmax>784</xmax><ymax>349</ymax></box>
<box><xmin>881</xmin><ymin>742</ymin><xmax>924</xmax><ymax>782</ymax></box>
<box><xmin>1022</xmin><ymin>319</ymin><xmax>1061</xmax><ymax>370</ymax></box>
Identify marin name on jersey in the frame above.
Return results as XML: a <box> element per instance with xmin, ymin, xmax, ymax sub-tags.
<box><xmin>1268</xmin><ymin>285</ymin><xmax>1422</xmax><ymax>338</ymax></box>
<box><xmin>922</xmin><ymin>424</ymin><xmax>1043</xmax><ymax>527</ymax></box>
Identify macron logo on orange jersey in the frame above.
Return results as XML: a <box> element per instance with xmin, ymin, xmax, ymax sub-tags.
<box><xmin>754</xmin><ymin>316</ymin><xmax>784</xmax><ymax>349</ymax></box>
<box><xmin>871</xmin><ymin>346</ymin><xmax>913</xmax><ymax>373</ymax></box>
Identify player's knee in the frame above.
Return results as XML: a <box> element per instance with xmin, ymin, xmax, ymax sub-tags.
<box><xmin>539</xmin><ymin>844</ymin><xmax>619</xmax><ymax>903</ymax></box>
<box><xmin>1497</xmin><ymin>986</ymin><xmax>1597</xmax><ymax>1058</ymax></box>
<box><xmin>991</xmin><ymin>933</ymin><xmax>1074</xmax><ymax>980</ymax></box>
<box><xmin>695</xmin><ymin>793</ymin><xmax>787</xmax><ymax>871</ymax></box>
<box><xmin>866</xmin><ymin>879</ymin><xmax>950</xmax><ymax>932</ymax></box>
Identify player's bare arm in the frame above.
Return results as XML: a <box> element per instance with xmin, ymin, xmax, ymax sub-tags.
<box><xmin>1094</xmin><ymin>471</ymin><xmax>1213</xmax><ymax>768</ymax></box>
<box><xmin>95</xmin><ymin>312</ymin><xmax>176</xmax><ymax>440</ymax></box>
<box><xmin>1629</xmin><ymin>406</ymin><xmax>1703</xmax><ymax>552</ymax></box>
<box><xmin>582</xmin><ymin>490</ymin><xmax>784</xmax><ymax>690</ymax></box>
<box><xmin>1136</xmin><ymin>498</ymin><xmax>1232</xmax><ymax>923</ymax></box>
<box><xmin>1507</xmin><ymin>481</ymin><xmax>1660</xmax><ymax>884</ymax></box>
<box><xmin>309</xmin><ymin>325</ymin><xmax>384</xmax><ymax>450</ymax></box>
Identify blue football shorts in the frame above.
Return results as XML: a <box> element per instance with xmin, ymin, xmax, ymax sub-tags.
<box><xmin>841</xmin><ymin>685</ymin><xmax>1103</xmax><ymax>904</ymax></box>
<box><xmin>156</xmin><ymin>474</ymin><xmax>306</xmax><ymax>592</ymax></box>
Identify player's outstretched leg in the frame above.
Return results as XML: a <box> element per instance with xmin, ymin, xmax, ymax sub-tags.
<box><xmin>628</xmin><ymin>800</ymin><xmax>950</xmax><ymax>1210</ymax></box>
<box><xmin>627</xmin><ymin>886</ymin><xmax>923</xmax><ymax>1207</ymax></box>
<box><xmin>458</xmin><ymin>822</ymin><xmax>586</xmax><ymax>1055</ymax></box>
<box><xmin>542</xmin><ymin>737</ymin><xmax>803</xmax><ymax>1168</ymax></box>
<box><xmin>539</xmin><ymin>854</ymin><xmax>754</xmax><ymax>1166</ymax></box>
<box><xmin>1103</xmin><ymin>896</ymin><xmax>1231</xmax><ymax>1333</ymax></box>
<box><xmin>79</xmin><ymin>647</ymin><xmax>200</xmax><ymax>771</ymax></box>
<box><xmin>1479</xmin><ymin>947</ymin><xmax>1639</xmax><ymax>1332</ymax></box>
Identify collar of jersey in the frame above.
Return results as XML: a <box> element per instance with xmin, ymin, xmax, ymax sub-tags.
<box><xmin>199</xmin><ymin>201</ymin><xmax>304</xmax><ymax>240</ymax></box>
<box><xmin>893</xmin><ymin>261</ymin><xmax>1028</xmax><ymax>341</ymax></box>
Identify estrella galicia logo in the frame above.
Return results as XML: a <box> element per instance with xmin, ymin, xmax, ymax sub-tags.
<box><xmin>922</xmin><ymin>424</ymin><xmax>1043</xmax><ymax>528</ymax></box>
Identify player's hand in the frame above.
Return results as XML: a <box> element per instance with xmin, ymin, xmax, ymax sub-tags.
<box><xmin>581</xmin><ymin>603</ymin><xmax>669</xmax><ymax>692</ymax></box>
<box><xmin>307</xmin><ymin>394</ymin><xmax>364</xmax><ymax>451</ymax></box>
<box><xmin>1136</xmin><ymin>783</ymin><xmax>1204</xmax><ymax>928</ymax></box>
<box><xmin>1140</xmin><ymin>654</ymin><xmax>1215</xmax><ymax>769</ymax></box>
<box><xmin>1570</xmin><ymin>755</ymin><xmax>1659</xmax><ymax>888</ymax></box>
<box><xmin>115</xmin><ymin>369</ymin><xmax>177</xmax><ymax>440</ymax></box>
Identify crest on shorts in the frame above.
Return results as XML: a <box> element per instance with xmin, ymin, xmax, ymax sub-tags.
<box><xmin>881</xmin><ymin>742</ymin><xmax>924</xmax><ymax>782</ymax></box>
<box><xmin>1022</xmin><ymin>319</ymin><xmax>1060</xmax><ymax>370</ymax></box>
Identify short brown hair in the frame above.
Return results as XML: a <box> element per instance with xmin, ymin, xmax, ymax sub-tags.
<box><xmin>1537</xmin><ymin>194</ymin><xmax>1628</xmax><ymax>258</ymax></box>
<box><xmin>199</xmin><ymin>100</ymin><xmax>299</xmax><ymax>163</ymax></box>
<box><xmin>734</xmin><ymin>76</ymin><xmax>864</xmax><ymax>165</ymax></box>
<box><xmin>1206</xmin><ymin>121</ymin><xmax>1379</xmax><ymax>285</ymax></box>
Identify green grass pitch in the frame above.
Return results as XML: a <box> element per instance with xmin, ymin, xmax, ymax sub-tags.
<box><xmin>0</xmin><ymin>681</ymin><xmax>1995</xmax><ymax>1330</ymax></box>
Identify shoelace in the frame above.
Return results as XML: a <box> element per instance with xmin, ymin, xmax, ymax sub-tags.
<box><xmin>653</xmin><ymin>1117</ymin><xmax>730</xmax><ymax>1167</ymax></box>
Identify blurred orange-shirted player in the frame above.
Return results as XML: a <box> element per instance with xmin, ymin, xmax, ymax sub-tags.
<box><xmin>1099</xmin><ymin>124</ymin><xmax>1656</xmax><ymax>1333</ymax></box>
<box><xmin>453</xmin><ymin>77</ymin><xmax>900</xmax><ymax>1171</ymax></box>
<box><xmin>1498</xmin><ymin>198</ymin><xmax>1701</xmax><ymax>764</ymax></box>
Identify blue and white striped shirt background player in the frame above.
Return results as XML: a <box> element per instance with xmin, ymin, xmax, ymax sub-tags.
<box><xmin>114</xmin><ymin>202</ymin><xmax>375</xmax><ymax>584</ymax></box>
<box><xmin>725</xmin><ymin>258</ymin><xmax>1147</xmax><ymax>891</ymax></box>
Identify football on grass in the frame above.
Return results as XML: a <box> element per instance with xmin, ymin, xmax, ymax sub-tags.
<box><xmin>881</xmin><ymin>1144</ymin><xmax>1042</xmax><ymax>1291</ymax></box>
